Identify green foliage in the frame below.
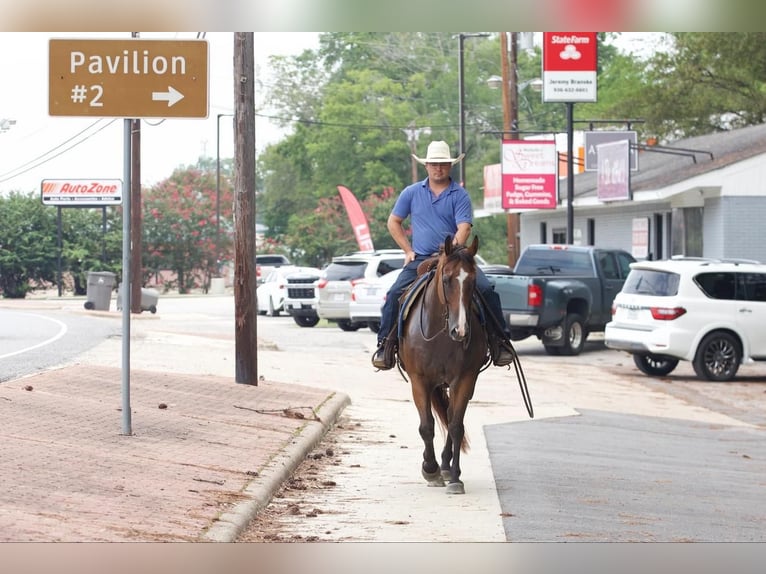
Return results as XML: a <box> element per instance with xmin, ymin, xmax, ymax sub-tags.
<box><xmin>60</xmin><ymin>207</ymin><xmax>122</xmax><ymax>295</ymax></box>
<box><xmin>0</xmin><ymin>192</ymin><xmax>58</xmax><ymax>298</ymax></box>
<box><xmin>142</xmin><ymin>165</ymin><xmax>234</xmax><ymax>293</ymax></box>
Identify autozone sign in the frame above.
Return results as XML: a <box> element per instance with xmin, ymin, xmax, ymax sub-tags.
<box><xmin>41</xmin><ymin>179</ymin><xmax>123</xmax><ymax>206</ymax></box>
<box><xmin>542</xmin><ymin>32</ymin><xmax>598</xmax><ymax>102</ymax></box>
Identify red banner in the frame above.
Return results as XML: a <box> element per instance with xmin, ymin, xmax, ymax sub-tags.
<box><xmin>337</xmin><ymin>185</ymin><xmax>375</xmax><ymax>251</ymax></box>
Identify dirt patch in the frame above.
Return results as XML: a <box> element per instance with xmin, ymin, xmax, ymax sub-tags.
<box><xmin>236</xmin><ymin>420</ymin><xmax>350</xmax><ymax>542</ymax></box>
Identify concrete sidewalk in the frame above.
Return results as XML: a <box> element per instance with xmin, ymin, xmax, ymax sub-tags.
<box><xmin>0</xmin><ymin>296</ymin><xmax>349</xmax><ymax>542</ymax></box>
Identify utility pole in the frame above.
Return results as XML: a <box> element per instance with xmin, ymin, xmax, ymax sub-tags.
<box><xmin>502</xmin><ymin>32</ymin><xmax>522</xmax><ymax>268</ymax></box>
<box><xmin>233</xmin><ymin>32</ymin><xmax>258</xmax><ymax>385</ymax></box>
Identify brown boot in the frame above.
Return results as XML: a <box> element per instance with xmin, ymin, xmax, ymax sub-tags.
<box><xmin>372</xmin><ymin>339</ymin><xmax>394</xmax><ymax>370</ymax></box>
<box><xmin>490</xmin><ymin>335</ymin><xmax>516</xmax><ymax>367</ymax></box>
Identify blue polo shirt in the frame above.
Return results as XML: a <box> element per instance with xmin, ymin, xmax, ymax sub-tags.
<box><xmin>391</xmin><ymin>177</ymin><xmax>473</xmax><ymax>256</ymax></box>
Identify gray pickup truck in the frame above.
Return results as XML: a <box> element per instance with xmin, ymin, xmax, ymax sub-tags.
<box><xmin>486</xmin><ymin>244</ymin><xmax>636</xmax><ymax>355</ymax></box>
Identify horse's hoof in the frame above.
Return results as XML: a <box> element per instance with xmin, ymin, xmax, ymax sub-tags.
<box><xmin>445</xmin><ymin>481</ymin><xmax>465</xmax><ymax>495</ymax></box>
<box><xmin>422</xmin><ymin>467</ymin><xmax>445</xmax><ymax>487</ymax></box>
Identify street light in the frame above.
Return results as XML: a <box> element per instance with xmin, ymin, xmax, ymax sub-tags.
<box><xmin>216</xmin><ymin>113</ymin><xmax>234</xmax><ymax>275</ymax></box>
<box><xmin>457</xmin><ymin>32</ymin><xmax>489</xmax><ymax>188</ymax></box>
<box><xmin>403</xmin><ymin>121</ymin><xmax>431</xmax><ymax>183</ymax></box>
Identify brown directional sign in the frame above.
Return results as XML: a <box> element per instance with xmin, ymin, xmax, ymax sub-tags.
<box><xmin>49</xmin><ymin>38</ymin><xmax>209</xmax><ymax>118</ymax></box>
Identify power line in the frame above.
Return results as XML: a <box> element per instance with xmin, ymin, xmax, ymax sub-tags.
<box><xmin>0</xmin><ymin>119</ymin><xmax>118</xmax><ymax>184</ymax></box>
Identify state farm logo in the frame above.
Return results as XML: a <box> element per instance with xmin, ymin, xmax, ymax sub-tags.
<box><xmin>559</xmin><ymin>44</ymin><xmax>582</xmax><ymax>61</ymax></box>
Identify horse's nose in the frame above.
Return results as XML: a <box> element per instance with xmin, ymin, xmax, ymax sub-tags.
<box><xmin>450</xmin><ymin>324</ymin><xmax>468</xmax><ymax>342</ymax></box>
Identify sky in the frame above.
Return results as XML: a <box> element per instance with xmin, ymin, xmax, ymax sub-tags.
<box><xmin>0</xmin><ymin>32</ymin><xmax>320</xmax><ymax>195</ymax></box>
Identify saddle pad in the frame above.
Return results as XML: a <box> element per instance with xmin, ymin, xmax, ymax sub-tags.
<box><xmin>397</xmin><ymin>270</ymin><xmax>433</xmax><ymax>339</ymax></box>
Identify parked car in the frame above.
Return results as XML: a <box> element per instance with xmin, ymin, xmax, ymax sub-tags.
<box><xmin>349</xmin><ymin>268</ymin><xmax>403</xmax><ymax>333</ymax></box>
<box><xmin>283</xmin><ymin>267</ymin><xmax>323</xmax><ymax>327</ymax></box>
<box><xmin>605</xmin><ymin>257</ymin><xmax>766</xmax><ymax>381</ymax></box>
<box><xmin>485</xmin><ymin>244</ymin><xmax>635</xmax><ymax>355</ymax></box>
<box><xmin>317</xmin><ymin>249</ymin><xmax>405</xmax><ymax>331</ymax></box>
<box><xmin>257</xmin><ymin>266</ymin><xmax>320</xmax><ymax>317</ymax></box>
<box><xmin>255</xmin><ymin>254</ymin><xmax>292</xmax><ymax>285</ymax></box>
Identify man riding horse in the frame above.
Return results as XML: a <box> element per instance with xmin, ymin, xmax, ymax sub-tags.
<box><xmin>372</xmin><ymin>140</ymin><xmax>516</xmax><ymax>371</ymax></box>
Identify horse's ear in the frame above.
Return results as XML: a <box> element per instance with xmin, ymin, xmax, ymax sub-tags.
<box><xmin>443</xmin><ymin>235</ymin><xmax>452</xmax><ymax>255</ymax></box>
<box><xmin>469</xmin><ymin>235</ymin><xmax>479</xmax><ymax>256</ymax></box>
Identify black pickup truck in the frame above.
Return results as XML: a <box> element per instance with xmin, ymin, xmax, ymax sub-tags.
<box><xmin>485</xmin><ymin>244</ymin><xmax>636</xmax><ymax>355</ymax></box>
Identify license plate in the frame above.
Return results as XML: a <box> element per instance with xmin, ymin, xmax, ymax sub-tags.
<box><xmin>367</xmin><ymin>288</ymin><xmax>378</xmax><ymax>296</ymax></box>
<box><xmin>626</xmin><ymin>309</ymin><xmax>638</xmax><ymax>320</ymax></box>
<box><xmin>333</xmin><ymin>293</ymin><xmax>345</xmax><ymax>302</ymax></box>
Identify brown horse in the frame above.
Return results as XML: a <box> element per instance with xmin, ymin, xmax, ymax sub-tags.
<box><xmin>397</xmin><ymin>235</ymin><xmax>489</xmax><ymax>495</ymax></box>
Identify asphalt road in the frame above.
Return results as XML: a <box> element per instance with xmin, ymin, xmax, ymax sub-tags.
<box><xmin>0</xmin><ymin>306</ymin><xmax>120</xmax><ymax>383</ymax></box>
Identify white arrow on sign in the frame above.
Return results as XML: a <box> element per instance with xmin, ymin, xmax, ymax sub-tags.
<box><xmin>152</xmin><ymin>86</ymin><xmax>185</xmax><ymax>107</ymax></box>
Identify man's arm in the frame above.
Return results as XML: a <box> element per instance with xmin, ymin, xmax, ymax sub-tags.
<box><xmin>454</xmin><ymin>221</ymin><xmax>472</xmax><ymax>246</ymax></box>
<box><xmin>387</xmin><ymin>214</ymin><xmax>416</xmax><ymax>265</ymax></box>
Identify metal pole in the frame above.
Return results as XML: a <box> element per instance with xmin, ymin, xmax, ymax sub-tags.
<box><xmin>566</xmin><ymin>101</ymin><xmax>575</xmax><ymax>244</ymax></box>
<box><xmin>458</xmin><ymin>34</ymin><xmax>466</xmax><ymax>187</ymax></box>
<box><xmin>216</xmin><ymin>113</ymin><xmax>222</xmax><ymax>274</ymax></box>
<box><xmin>57</xmin><ymin>207</ymin><xmax>62</xmax><ymax>297</ymax></box>
<box><xmin>121</xmin><ymin>118</ymin><xmax>132</xmax><ymax>435</ymax></box>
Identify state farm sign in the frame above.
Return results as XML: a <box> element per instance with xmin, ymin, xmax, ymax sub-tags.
<box><xmin>542</xmin><ymin>32</ymin><xmax>598</xmax><ymax>102</ymax></box>
<box><xmin>41</xmin><ymin>179</ymin><xmax>123</xmax><ymax>206</ymax></box>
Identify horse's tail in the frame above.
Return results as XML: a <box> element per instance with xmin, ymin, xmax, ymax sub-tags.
<box><xmin>431</xmin><ymin>387</ymin><xmax>470</xmax><ymax>453</ymax></box>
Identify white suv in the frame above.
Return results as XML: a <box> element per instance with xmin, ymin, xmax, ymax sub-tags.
<box><xmin>317</xmin><ymin>249</ymin><xmax>405</xmax><ymax>331</ymax></box>
<box><xmin>605</xmin><ymin>257</ymin><xmax>766</xmax><ymax>381</ymax></box>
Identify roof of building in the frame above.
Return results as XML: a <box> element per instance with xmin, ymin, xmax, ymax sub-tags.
<box><xmin>573</xmin><ymin>122</ymin><xmax>766</xmax><ymax>199</ymax></box>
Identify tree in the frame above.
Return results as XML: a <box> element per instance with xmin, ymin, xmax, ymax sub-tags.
<box><xmin>609</xmin><ymin>33</ymin><xmax>766</xmax><ymax>140</ymax></box>
<box><xmin>0</xmin><ymin>192</ymin><xmax>57</xmax><ymax>298</ymax></box>
<box><xmin>142</xmin><ymin>165</ymin><xmax>234</xmax><ymax>293</ymax></box>
<box><xmin>60</xmin><ymin>207</ymin><xmax>122</xmax><ymax>295</ymax></box>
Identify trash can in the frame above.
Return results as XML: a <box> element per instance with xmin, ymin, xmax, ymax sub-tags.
<box><xmin>84</xmin><ymin>271</ymin><xmax>116</xmax><ymax>311</ymax></box>
<box><xmin>116</xmin><ymin>283</ymin><xmax>159</xmax><ymax>314</ymax></box>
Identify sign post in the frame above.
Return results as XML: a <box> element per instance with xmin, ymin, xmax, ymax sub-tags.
<box><xmin>48</xmin><ymin>37</ymin><xmax>210</xmax><ymax>436</ymax></box>
<box><xmin>49</xmin><ymin>38</ymin><xmax>209</xmax><ymax>118</ymax></box>
<box><xmin>542</xmin><ymin>32</ymin><xmax>598</xmax><ymax>244</ymax></box>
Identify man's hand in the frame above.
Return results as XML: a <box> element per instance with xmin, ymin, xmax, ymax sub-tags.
<box><xmin>404</xmin><ymin>250</ymin><xmax>416</xmax><ymax>265</ymax></box>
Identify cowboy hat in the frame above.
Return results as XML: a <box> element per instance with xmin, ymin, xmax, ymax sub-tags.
<box><xmin>412</xmin><ymin>140</ymin><xmax>465</xmax><ymax>165</ymax></box>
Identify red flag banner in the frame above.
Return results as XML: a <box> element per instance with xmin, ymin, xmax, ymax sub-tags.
<box><xmin>337</xmin><ymin>185</ymin><xmax>375</xmax><ymax>251</ymax></box>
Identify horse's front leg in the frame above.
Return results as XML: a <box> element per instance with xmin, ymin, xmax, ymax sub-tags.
<box><xmin>444</xmin><ymin>383</ymin><xmax>472</xmax><ymax>495</ymax></box>
<box><xmin>411</xmin><ymin>377</ymin><xmax>444</xmax><ymax>487</ymax></box>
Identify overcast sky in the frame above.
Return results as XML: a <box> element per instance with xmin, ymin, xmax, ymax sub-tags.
<box><xmin>0</xmin><ymin>32</ymin><xmax>319</xmax><ymax>195</ymax></box>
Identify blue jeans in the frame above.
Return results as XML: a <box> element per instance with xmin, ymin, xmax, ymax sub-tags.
<box><xmin>377</xmin><ymin>255</ymin><xmax>510</xmax><ymax>346</ymax></box>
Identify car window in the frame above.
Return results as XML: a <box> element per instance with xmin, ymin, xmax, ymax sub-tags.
<box><xmin>695</xmin><ymin>272</ymin><xmax>736</xmax><ymax>300</ymax></box>
<box><xmin>323</xmin><ymin>261</ymin><xmax>367</xmax><ymax>281</ymax></box>
<box><xmin>375</xmin><ymin>258</ymin><xmax>405</xmax><ymax>277</ymax></box>
<box><xmin>616</xmin><ymin>252</ymin><xmax>635</xmax><ymax>278</ymax></box>
<box><xmin>738</xmin><ymin>273</ymin><xmax>766</xmax><ymax>302</ymax></box>
<box><xmin>515</xmin><ymin>250</ymin><xmax>593</xmax><ymax>275</ymax></box>
<box><xmin>597</xmin><ymin>252</ymin><xmax>619</xmax><ymax>280</ymax></box>
<box><xmin>256</xmin><ymin>255</ymin><xmax>289</xmax><ymax>265</ymax></box>
<box><xmin>622</xmin><ymin>269</ymin><xmax>680</xmax><ymax>296</ymax></box>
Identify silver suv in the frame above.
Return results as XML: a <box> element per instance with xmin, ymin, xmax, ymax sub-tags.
<box><xmin>317</xmin><ymin>249</ymin><xmax>405</xmax><ymax>331</ymax></box>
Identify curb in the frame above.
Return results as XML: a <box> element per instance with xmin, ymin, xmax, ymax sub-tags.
<box><xmin>202</xmin><ymin>390</ymin><xmax>352</xmax><ymax>542</ymax></box>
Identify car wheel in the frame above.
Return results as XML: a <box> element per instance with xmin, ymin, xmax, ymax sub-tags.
<box><xmin>293</xmin><ymin>315</ymin><xmax>319</xmax><ymax>328</ymax></box>
<box><xmin>368</xmin><ymin>321</ymin><xmax>381</xmax><ymax>334</ymax></box>
<box><xmin>633</xmin><ymin>353</ymin><xmax>679</xmax><ymax>377</ymax></box>
<box><xmin>559</xmin><ymin>313</ymin><xmax>586</xmax><ymax>356</ymax></box>
<box><xmin>337</xmin><ymin>319</ymin><xmax>362</xmax><ymax>332</ymax></box>
<box><xmin>692</xmin><ymin>331</ymin><xmax>741</xmax><ymax>381</ymax></box>
<box><xmin>543</xmin><ymin>345</ymin><xmax>561</xmax><ymax>355</ymax></box>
